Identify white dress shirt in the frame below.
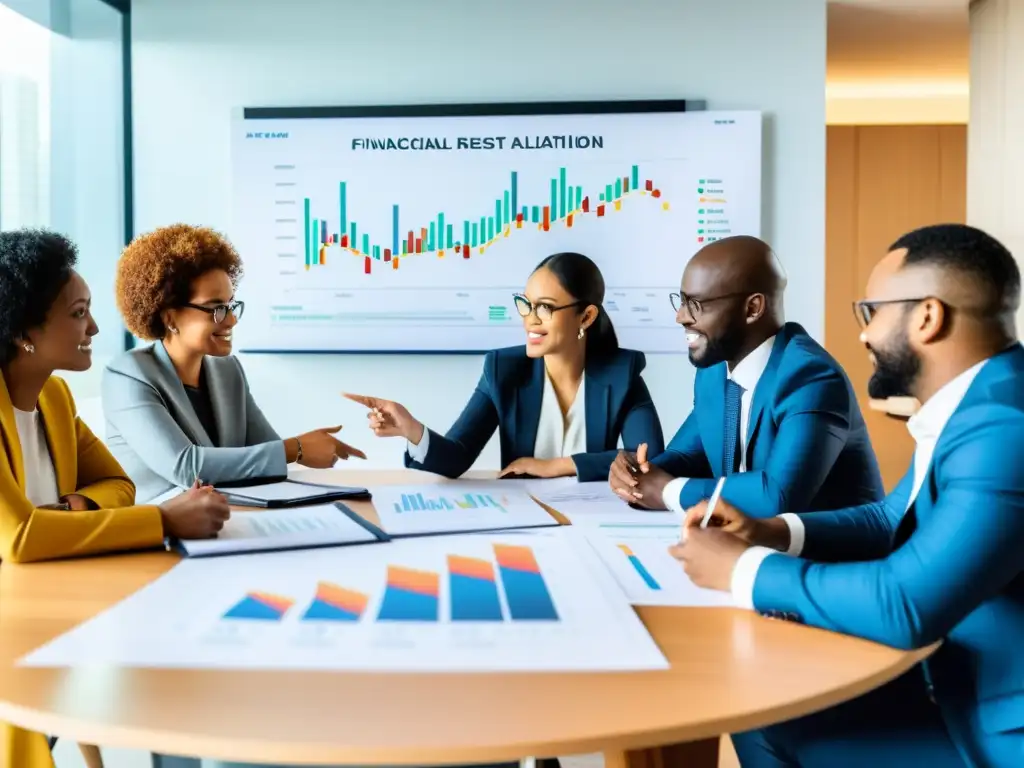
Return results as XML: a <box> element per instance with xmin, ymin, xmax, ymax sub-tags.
<box><xmin>729</xmin><ymin>356</ymin><xmax>990</xmax><ymax>609</ymax></box>
<box><xmin>662</xmin><ymin>335</ymin><xmax>777</xmax><ymax>511</ymax></box>
<box><xmin>14</xmin><ymin>408</ymin><xmax>60</xmax><ymax>507</ymax></box>
<box><xmin>407</xmin><ymin>373</ymin><xmax>587</xmax><ymax>464</ymax></box>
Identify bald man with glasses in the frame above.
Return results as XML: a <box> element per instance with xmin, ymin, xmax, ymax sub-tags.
<box><xmin>609</xmin><ymin>235</ymin><xmax>885</xmax><ymax>521</ymax></box>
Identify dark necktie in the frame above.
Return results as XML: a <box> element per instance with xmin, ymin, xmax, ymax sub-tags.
<box><xmin>723</xmin><ymin>379</ymin><xmax>745</xmax><ymax>475</ymax></box>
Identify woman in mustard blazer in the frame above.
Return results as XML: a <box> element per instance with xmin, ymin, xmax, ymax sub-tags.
<box><xmin>0</xmin><ymin>229</ymin><xmax>231</xmax><ymax>768</ymax></box>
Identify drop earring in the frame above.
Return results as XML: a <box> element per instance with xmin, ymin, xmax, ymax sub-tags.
<box><xmin>169</xmin><ymin>327</ymin><xmax>179</xmax><ymax>335</ymax></box>
<box><xmin>22</xmin><ymin>343</ymin><xmax>35</xmax><ymax>354</ymax></box>
<box><xmin>577</xmin><ymin>327</ymin><xmax>585</xmax><ymax>340</ymax></box>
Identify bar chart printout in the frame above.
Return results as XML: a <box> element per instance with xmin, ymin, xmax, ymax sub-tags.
<box><xmin>370</xmin><ymin>483</ymin><xmax>557</xmax><ymax>537</ymax></box>
<box><xmin>448</xmin><ymin>554</ymin><xmax>504</xmax><ymax>622</ymax></box>
<box><xmin>494</xmin><ymin>544</ymin><xmax>559</xmax><ymax>621</ymax></box>
<box><xmin>18</xmin><ymin>534</ymin><xmax>671</xmax><ymax>671</ymax></box>
<box><xmin>301</xmin><ymin>581</ymin><xmax>369</xmax><ymax>622</ymax></box>
<box><xmin>223</xmin><ymin>592</ymin><xmax>295</xmax><ymax>622</ymax></box>
<box><xmin>393</xmin><ymin>492</ymin><xmax>507</xmax><ymax>514</ymax></box>
<box><xmin>376</xmin><ymin>565</ymin><xmax>441</xmax><ymax>621</ymax></box>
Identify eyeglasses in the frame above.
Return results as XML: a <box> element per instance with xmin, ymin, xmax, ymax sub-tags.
<box><xmin>852</xmin><ymin>297</ymin><xmax>933</xmax><ymax>328</ymax></box>
<box><xmin>513</xmin><ymin>293</ymin><xmax>581</xmax><ymax>321</ymax></box>
<box><xmin>669</xmin><ymin>291</ymin><xmax>749</xmax><ymax>318</ymax></box>
<box><xmin>182</xmin><ymin>300</ymin><xmax>245</xmax><ymax>324</ymax></box>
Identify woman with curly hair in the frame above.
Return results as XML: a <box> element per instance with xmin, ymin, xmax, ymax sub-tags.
<box><xmin>0</xmin><ymin>228</ymin><xmax>231</xmax><ymax>768</ymax></box>
<box><xmin>102</xmin><ymin>224</ymin><xmax>365</xmax><ymax>502</ymax></box>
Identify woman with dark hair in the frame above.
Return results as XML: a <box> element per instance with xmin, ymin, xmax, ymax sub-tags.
<box><xmin>0</xmin><ymin>228</ymin><xmax>231</xmax><ymax>768</ymax></box>
<box><xmin>102</xmin><ymin>224</ymin><xmax>365</xmax><ymax>503</ymax></box>
<box><xmin>346</xmin><ymin>252</ymin><xmax>664</xmax><ymax>481</ymax></box>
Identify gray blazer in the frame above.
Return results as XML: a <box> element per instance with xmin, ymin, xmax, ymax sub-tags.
<box><xmin>102</xmin><ymin>342</ymin><xmax>287</xmax><ymax>503</ymax></box>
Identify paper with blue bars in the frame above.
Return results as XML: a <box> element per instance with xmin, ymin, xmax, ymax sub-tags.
<box><xmin>368</xmin><ymin>482</ymin><xmax>559</xmax><ymax>537</ymax></box>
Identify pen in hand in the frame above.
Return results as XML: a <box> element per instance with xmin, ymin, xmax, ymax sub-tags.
<box><xmin>699</xmin><ymin>476</ymin><xmax>726</xmax><ymax>529</ymax></box>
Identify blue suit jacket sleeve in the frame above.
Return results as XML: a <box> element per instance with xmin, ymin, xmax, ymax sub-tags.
<box><xmin>678</xmin><ymin>359</ymin><xmax>855</xmax><ymax>516</ymax></box>
<box><xmin>571</xmin><ymin>370</ymin><xmax>665</xmax><ymax>482</ymax></box>
<box><xmin>795</xmin><ymin>469</ymin><xmax>913</xmax><ymax>562</ymax></box>
<box><xmin>650</xmin><ymin>384</ymin><xmax>711</xmax><ymax>478</ymax></box>
<box><xmin>403</xmin><ymin>355</ymin><xmax>499</xmax><ymax>478</ymax></box>
<box><xmin>751</xmin><ymin>405</ymin><xmax>1024</xmax><ymax>650</ymax></box>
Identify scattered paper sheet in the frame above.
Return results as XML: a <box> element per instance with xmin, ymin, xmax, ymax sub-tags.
<box><xmin>20</xmin><ymin>532</ymin><xmax>668</xmax><ymax>672</ymax></box>
<box><xmin>583</xmin><ymin>522</ymin><xmax>735</xmax><ymax>607</ymax></box>
<box><xmin>177</xmin><ymin>504</ymin><xmax>382</xmax><ymax>557</ymax></box>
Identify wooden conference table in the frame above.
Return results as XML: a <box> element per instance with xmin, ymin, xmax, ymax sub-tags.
<box><xmin>0</xmin><ymin>469</ymin><xmax>935</xmax><ymax>767</ymax></box>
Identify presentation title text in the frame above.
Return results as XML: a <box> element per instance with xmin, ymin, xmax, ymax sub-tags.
<box><xmin>351</xmin><ymin>135</ymin><xmax>604</xmax><ymax>151</ymax></box>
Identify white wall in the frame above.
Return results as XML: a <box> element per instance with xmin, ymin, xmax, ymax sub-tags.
<box><xmin>97</xmin><ymin>0</ymin><xmax>826</xmax><ymax>469</ymax></box>
<box><xmin>968</xmin><ymin>0</ymin><xmax>1024</xmax><ymax>334</ymax></box>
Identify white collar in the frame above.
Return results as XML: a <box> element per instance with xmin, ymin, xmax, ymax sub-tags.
<box><xmin>906</xmin><ymin>358</ymin><xmax>988</xmax><ymax>443</ymax></box>
<box><xmin>728</xmin><ymin>335</ymin><xmax>776</xmax><ymax>392</ymax></box>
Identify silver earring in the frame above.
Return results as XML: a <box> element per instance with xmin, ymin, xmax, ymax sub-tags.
<box><xmin>169</xmin><ymin>327</ymin><xmax>179</xmax><ymax>335</ymax></box>
<box><xmin>23</xmin><ymin>343</ymin><xmax>35</xmax><ymax>354</ymax></box>
<box><xmin>577</xmin><ymin>327</ymin><xmax>585</xmax><ymax>340</ymax></box>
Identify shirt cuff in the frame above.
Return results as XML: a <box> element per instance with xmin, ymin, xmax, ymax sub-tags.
<box><xmin>730</xmin><ymin>546</ymin><xmax>777</xmax><ymax>610</ymax></box>
<box><xmin>661</xmin><ymin>477</ymin><xmax>689</xmax><ymax>513</ymax></box>
<box><xmin>406</xmin><ymin>428</ymin><xmax>430</xmax><ymax>463</ymax></box>
<box><xmin>779</xmin><ymin>513</ymin><xmax>805</xmax><ymax>555</ymax></box>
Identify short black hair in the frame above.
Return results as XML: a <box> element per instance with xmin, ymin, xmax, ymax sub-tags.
<box><xmin>890</xmin><ymin>223</ymin><xmax>1020</xmax><ymax>316</ymax></box>
<box><xmin>0</xmin><ymin>229</ymin><xmax>79</xmax><ymax>365</ymax></box>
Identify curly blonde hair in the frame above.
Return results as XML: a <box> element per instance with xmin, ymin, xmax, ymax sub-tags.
<box><xmin>116</xmin><ymin>224</ymin><xmax>244</xmax><ymax>340</ymax></box>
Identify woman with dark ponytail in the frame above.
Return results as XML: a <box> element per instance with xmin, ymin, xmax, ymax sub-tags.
<box><xmin>346</xmin><ymin>252</ymin><xmax>664</xmax><ymax>482</ymax></box>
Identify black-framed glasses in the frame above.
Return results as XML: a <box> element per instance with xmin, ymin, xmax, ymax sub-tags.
<box><xmin>182</xmin><ymin>300</ymin><xmax>245</xmax><ymax>324</ymax></box>
<box><xmin>513</xmin><ymin>293</ymin><xmax>581</xmax><ymax>321</ymax></box>
<box><xmin>852</xmin><ymin>297</ymin><xmax>933</xmax><ymax>328</ymax></box>
<box><xmin>669</xmin><ymin>291</ymin><xmax>749</xmax><ymax>318</ymax></box>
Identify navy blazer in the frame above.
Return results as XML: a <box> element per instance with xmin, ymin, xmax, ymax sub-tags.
<box><xmin>653</xmin><ymin>322</ymin><xmax>884</xmax><ymax>516</ymax></box>
<box><xmin>404</xmin><ymin>346</ymin><xmax>664</xmax><ymax>482</ymax></box>
<box><xmin>753</xmin><ymin>343</ymin><xmax>1024</xmax><ymax>766</ymax></box>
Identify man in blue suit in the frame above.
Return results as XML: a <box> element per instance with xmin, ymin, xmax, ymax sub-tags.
<box><xmin>609</xmin><ymin>235</ymin><xmax>884</xmax><ymax>516</ymax></box>
<box><xmin>674</xmin><ymin>223</ymin><xmax>1024</xmax><ymax>767</ymax></box>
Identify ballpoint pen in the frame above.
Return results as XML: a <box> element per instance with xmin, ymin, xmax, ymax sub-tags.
<box><xmin>699</xmin><ymin>476</ymin><xmax>726</xmax><ymax>529</ymax></box>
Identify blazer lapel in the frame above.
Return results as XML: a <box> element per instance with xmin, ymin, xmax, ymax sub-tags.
<box><xmin>514</xmin><ymin>358</ymin><xmax>545</xmax><ymax>457</ymax></box>
<box><xmin>743</xmin><ymin>324</ymin><xmax>791</xmax><ymax>463</ymax></box>
<box><xmin>203</xmin><ymin>360</ymin><xmax>234</xmax><ymax>446</ymax></box>
<box><xmin>701</xmin><ymin>368</ymin><xmax>727</xmax><ymax>476</ymax></box>
<box><xmin>152</xmin><ymin>342</ymin><xmax>215</xmax><ymax>447</ymax></box>
<box><xmin>0</xmin><ymin>375</ymin><xmax>25</xmax><ymax>487</ymax></box>
<box><xmin>583</xmin><ymin>366</ymin><xmax>610</xmax><ymax>453</ymax></box>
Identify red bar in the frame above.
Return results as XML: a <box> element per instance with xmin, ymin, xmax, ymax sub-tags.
<box><xmin>516</xmin><ymin>213</ymin><xmax>523</xmax><ymax>223</ymax></box>
<box><xmin>645</xmin><ymin>180</ymin><xmax>653</xmax><ymax>191</ymax></box>
<box><xmin>623</xmin><ymin>177</ymin><xmax>629</xmax><ymax>193</ymax></box>
<box><xmin>363</xmin><ymin>256</ymin><xmax>371</xmax><ymax>274</ymax></box>
<box><xmin>582</xmin><ymin>197</ymin><xmax>590</xmax><ymax>213</ymax></box>
<box><xmin>652</xmin><ymin>189</ymin><xmax>662</xmax><ymax>198</ymax></box>
<box><xmin>383</xmin><ymin>248</ymin><xmax>391</xmax><ymax>262</ymax></box>
<box><xmin>415</xmin><ymin>238</ymin><xmax>422</xmax><ymax>253</ymax></box>
<box><xmin>566</xmin><ymin>213</ymin><xmax>574</xmax><ymax>228</ymax></box>
<box><xmin>462</xmin><ymin>244</ymin><xmax>470</xmax><ymax>259</ymax></box>
<box><xmin>597</xmin><ymin>205</ymin><xmax>605</xmax><ymax>217</ymax></box>
<box><xmin>341</xmin><ymin>235</ymin><xmax>349</xmax><ymax>248</ymax></box>
<box><xmin>542</xmin><ymin>205</ymin><xmax>550</xmax><ymax>231</ymax></box>
<box><xmin>392</xmin><ymin>257</ymin><xmax>399</xmax><ymax>269</ymax></box>
<box><xmin>407</xmin><ymin>231</ymin><xmax>414</xmax><ymax>253</ymax></box>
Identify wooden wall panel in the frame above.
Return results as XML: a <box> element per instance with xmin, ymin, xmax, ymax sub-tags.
<box><xmin>824</xmin><ymin>125</ymin><xmax>967</xmax><ymax>489</ymax></box>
